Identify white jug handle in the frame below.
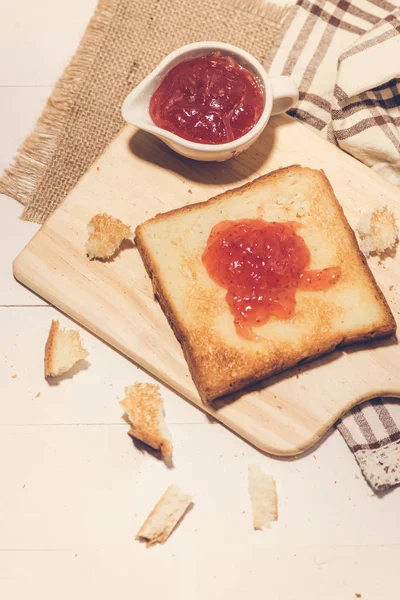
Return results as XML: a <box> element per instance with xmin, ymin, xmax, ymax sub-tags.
<box><xmin>269</xmin><ymin>76</ymin><xmax>299</xmax><ymax>115</ymax></box>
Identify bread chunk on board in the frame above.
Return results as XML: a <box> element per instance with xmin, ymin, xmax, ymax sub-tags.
<box><xmin>135</xmin><ymin>166</ymin><xmax>396</xmax><ymax>403</ymax></box>
<box><xmin>86</xmin><ymin>213</ymin><xmax>132</xmax><ymax>260</ymax></box>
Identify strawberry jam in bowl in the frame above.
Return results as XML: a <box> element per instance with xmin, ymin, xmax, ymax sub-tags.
<box><xmin>149</xmin><ymin>52</ymin><xmax>265</xmax><ymax>145</ymax></box>
<box><xmin>122</xmin><ymin>42</ymin><xmax>298</xmax><ymax>162</ymax></box>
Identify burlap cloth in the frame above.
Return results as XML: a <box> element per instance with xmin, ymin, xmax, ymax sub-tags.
<box><xmin>0</xmin><ymin>0</ymin><xmax>288</xmax><ymax>222</ymax></box>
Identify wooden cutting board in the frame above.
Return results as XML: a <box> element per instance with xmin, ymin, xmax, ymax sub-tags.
<box><xmin>13</xmin><ymin>114</ymin><xmax>400</xmax><ymax>455</ymax></box>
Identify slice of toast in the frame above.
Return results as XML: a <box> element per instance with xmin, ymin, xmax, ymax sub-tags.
<box><xmin>135</xmin><ymin>166</ymin><xmax>396</xmax><ymax>403</ymax></box>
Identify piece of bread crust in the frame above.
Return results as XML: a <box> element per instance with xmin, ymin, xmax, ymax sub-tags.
<box><xmin>86</xmin><ymin>213</ymin><xmax>132</xmax><ymax>259</ymax></box>
<box><xmin>248</xmin><ymin>465</ymin><xmax>278</xmax><ymax>530</ymax></box>
<box><xmin>44</xmin><ymin>319</ymin><xmax>88</xmax><ymax>378</ymax></box>
<box><xmin>357</xmin><ymin>206</ymin><xmax>398</xmax><ymax>257</ymax></box>
<box><xmin>135</xmin><ymin>166</ymin><xmax>397</xmax><ymax>403</ymax></box>
<box><xmin>136</xmin><ymin>485</ymin><xmax>192</xmax><ymax>547</ymax></box>
<box><xmin>120</xmin><ymin>383</ymin><xmax>172</xmax><ymax>461</ymax></box>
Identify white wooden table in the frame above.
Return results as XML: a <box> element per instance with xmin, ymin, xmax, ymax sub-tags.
<box><xmin>1</xmin><ymin>2</ymin><xmax>399</xmax><ymax>599</ymax></box>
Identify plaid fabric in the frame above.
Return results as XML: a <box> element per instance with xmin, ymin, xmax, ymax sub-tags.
<box><xmin>338</xmin><ymin>400</ymin><xmax>400</xmax><ymax>491</ymax></box>
<box><xmin>267</xmin><ymin>0</ymin><xmax>400</xmax><ymax>185</ymax></box>
<box><xmin>266</xmin><ymin>0</ymin><xmax>400</xmax><ymax>491</ymax></box>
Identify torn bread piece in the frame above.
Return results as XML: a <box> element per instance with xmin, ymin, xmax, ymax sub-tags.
<box><xmin>44</xmin><ymin>320</ymin><xmax>88</xmax><ymax>378</ymax></box>
<box><xmin>248</xmin><ymin>464</ymin><xmax>278</xmax><ymax>530</ymax></box>
<box><xmin>136</xmin><ymin>485</ymin><xmax>192</xmax><ymax>547</ymax></box>
<box><xmin>357</xmin><ymin>206</ymin><xmax>398</xmax><ymax>258</ymax></box>
<box><xmin>120</xmin><ymin>383</ymin><xmax>172</xmax><ymax>461</ymax></box>
<box><xmin>86</xmin><ymin>213</ymin><xmax>132</xmax><ymax>259</ymax></box>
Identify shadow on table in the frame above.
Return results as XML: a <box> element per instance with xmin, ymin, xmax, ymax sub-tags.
<box><xmin>46</xmin><ymin>359</ymin><xmax>90</xmax><ymax>386</ymax></box>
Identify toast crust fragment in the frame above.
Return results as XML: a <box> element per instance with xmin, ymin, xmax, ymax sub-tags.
<box><xmin>120</xmin><ymin>383</ymin><xmax>172</xmax><ymax>461</ymax></box>
<box><xmin>135</xmin><ymin>166</ymin><xmax>397</xmax><ymax>403</ymax></box>
<box><xmin>136</xmin><ymin>485</ymin><xmax>192</xmax><ymax>547</ymax></box>
<box><xmin>86</xmin><ymin>213</ymin><xmax>132</xmax><ymax>259</ymax></box>
<box><xmin>44</xmin><ymin>319</ymin><xmax>88</xmax><ymax>378</ymax></box>
<box><xmin>357</xmin><ymin>206</ymin><xmax>398</xmax><ymax>257</ymax></box>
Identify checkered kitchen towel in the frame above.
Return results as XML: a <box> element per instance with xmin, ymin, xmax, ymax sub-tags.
<box><xmin>266</xmin><ymin>0</ymin><xmax>400</xmax><ymax>490</ymax></box>
<box><xmin>267</xmin><ymin>0</ymin><xmax>400</xmax><ymax>184</ymax></box>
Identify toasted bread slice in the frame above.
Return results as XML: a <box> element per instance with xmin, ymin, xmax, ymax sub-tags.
<box><xmin>136</xmin><ymin>485</ymin><xmax>192</xmax><ymax>547</ymax></box>
<box><xmin>357</xmin><ymin>206</ymin><xmax>398</xmax><ymax>257</ymax></box>
<box><xmin>120</xmin><ymin>383</ymin><xmax>172</xmax><ymax>461</ymax></box>
<box><xmin>135</xmin><ymin>166</ymin><xmax>396</xmax><ymax>403</ymax></box>
<box><xmin>248</xmin><ymin>465</ymin><xmax>277</xmax><ymax>530</ymax></box>
<box><xmin>44</xmin><ymin>319</ymin><xmax>88</xmax><ymax>378</ymax></box>
<box><xmin>86</xmin><ymin>213</ymin><xmax>132</xmax><ymax>259</ymax></box>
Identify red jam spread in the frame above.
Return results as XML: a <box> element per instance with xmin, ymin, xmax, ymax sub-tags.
<box><xmin>149</xmin><ymin>52</ymin><xmax>264</xmax><ymax>144</ymax></box>
<box><xmin>202</xmin><ymin>219</ymin><xmax>341</xmax><ymax>340</ymax></box>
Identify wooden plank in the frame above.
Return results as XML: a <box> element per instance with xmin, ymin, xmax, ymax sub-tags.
<box><xmin>13</xmin><ymin>114</ymin><xmax>400</xmax><ymax>455</ymax></box>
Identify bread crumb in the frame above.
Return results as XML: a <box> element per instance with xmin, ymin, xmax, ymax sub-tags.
<box><xmin>11</xmin><ymin>374</ymin><xmax>17</xmax><ymax>379</ymax></box>
<box><xmin>44</xmin><ymin>320</ymin><xmax>88</xmax><ymax>378</ymax></box>
<box><xmin>248</xmin><ymin>465</ymin><xmax>278</xmax><ymax>530</ymax></box>
<box><xmin>120</xmin><ymin>383</ymin><xmax>172</xmax><ymax>461</ymax></box>
<box><xmin>35</xmin><ymin>392</ymin><xmax>41</xmax><ymax>398</ymax></box>
<box><xmin>136</xmin><ymin>485</ymin><xmax>192</xmax><ymax>547</ymax></box>
<box><xmin>389</xmin><ymin>285</ymin><xmax>394</xmax><ymax>291</ymax></box>
<box><xmin>355</xmin><ymin>594</ymin><xmax>362</xmax><ymax>598</ymax></box>
<box><xmin>86</xmin><ymin>213</ymin><xmax>132</xmax><ymax>260</ymax></box>
<box><xmin>357</xmin><ymin>206</ymin><xmax>398</xmax><ymax>257</ymax></box>
<box><xmin>188</xmin><ymin>189</ymin><xmax>193</xmax><ymax>194</ymax></box>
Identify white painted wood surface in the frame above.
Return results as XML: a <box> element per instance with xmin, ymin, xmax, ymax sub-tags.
<box><xmin>1</xmin><ymin>2</ymin><xmax>399</xmax><ymax>599</ymax></box>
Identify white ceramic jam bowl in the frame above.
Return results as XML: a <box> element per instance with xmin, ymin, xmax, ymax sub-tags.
<box><xmin>121</xmin><ymin>41</ymin><xmax>298</xmax><ymax>162</ymax></box>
